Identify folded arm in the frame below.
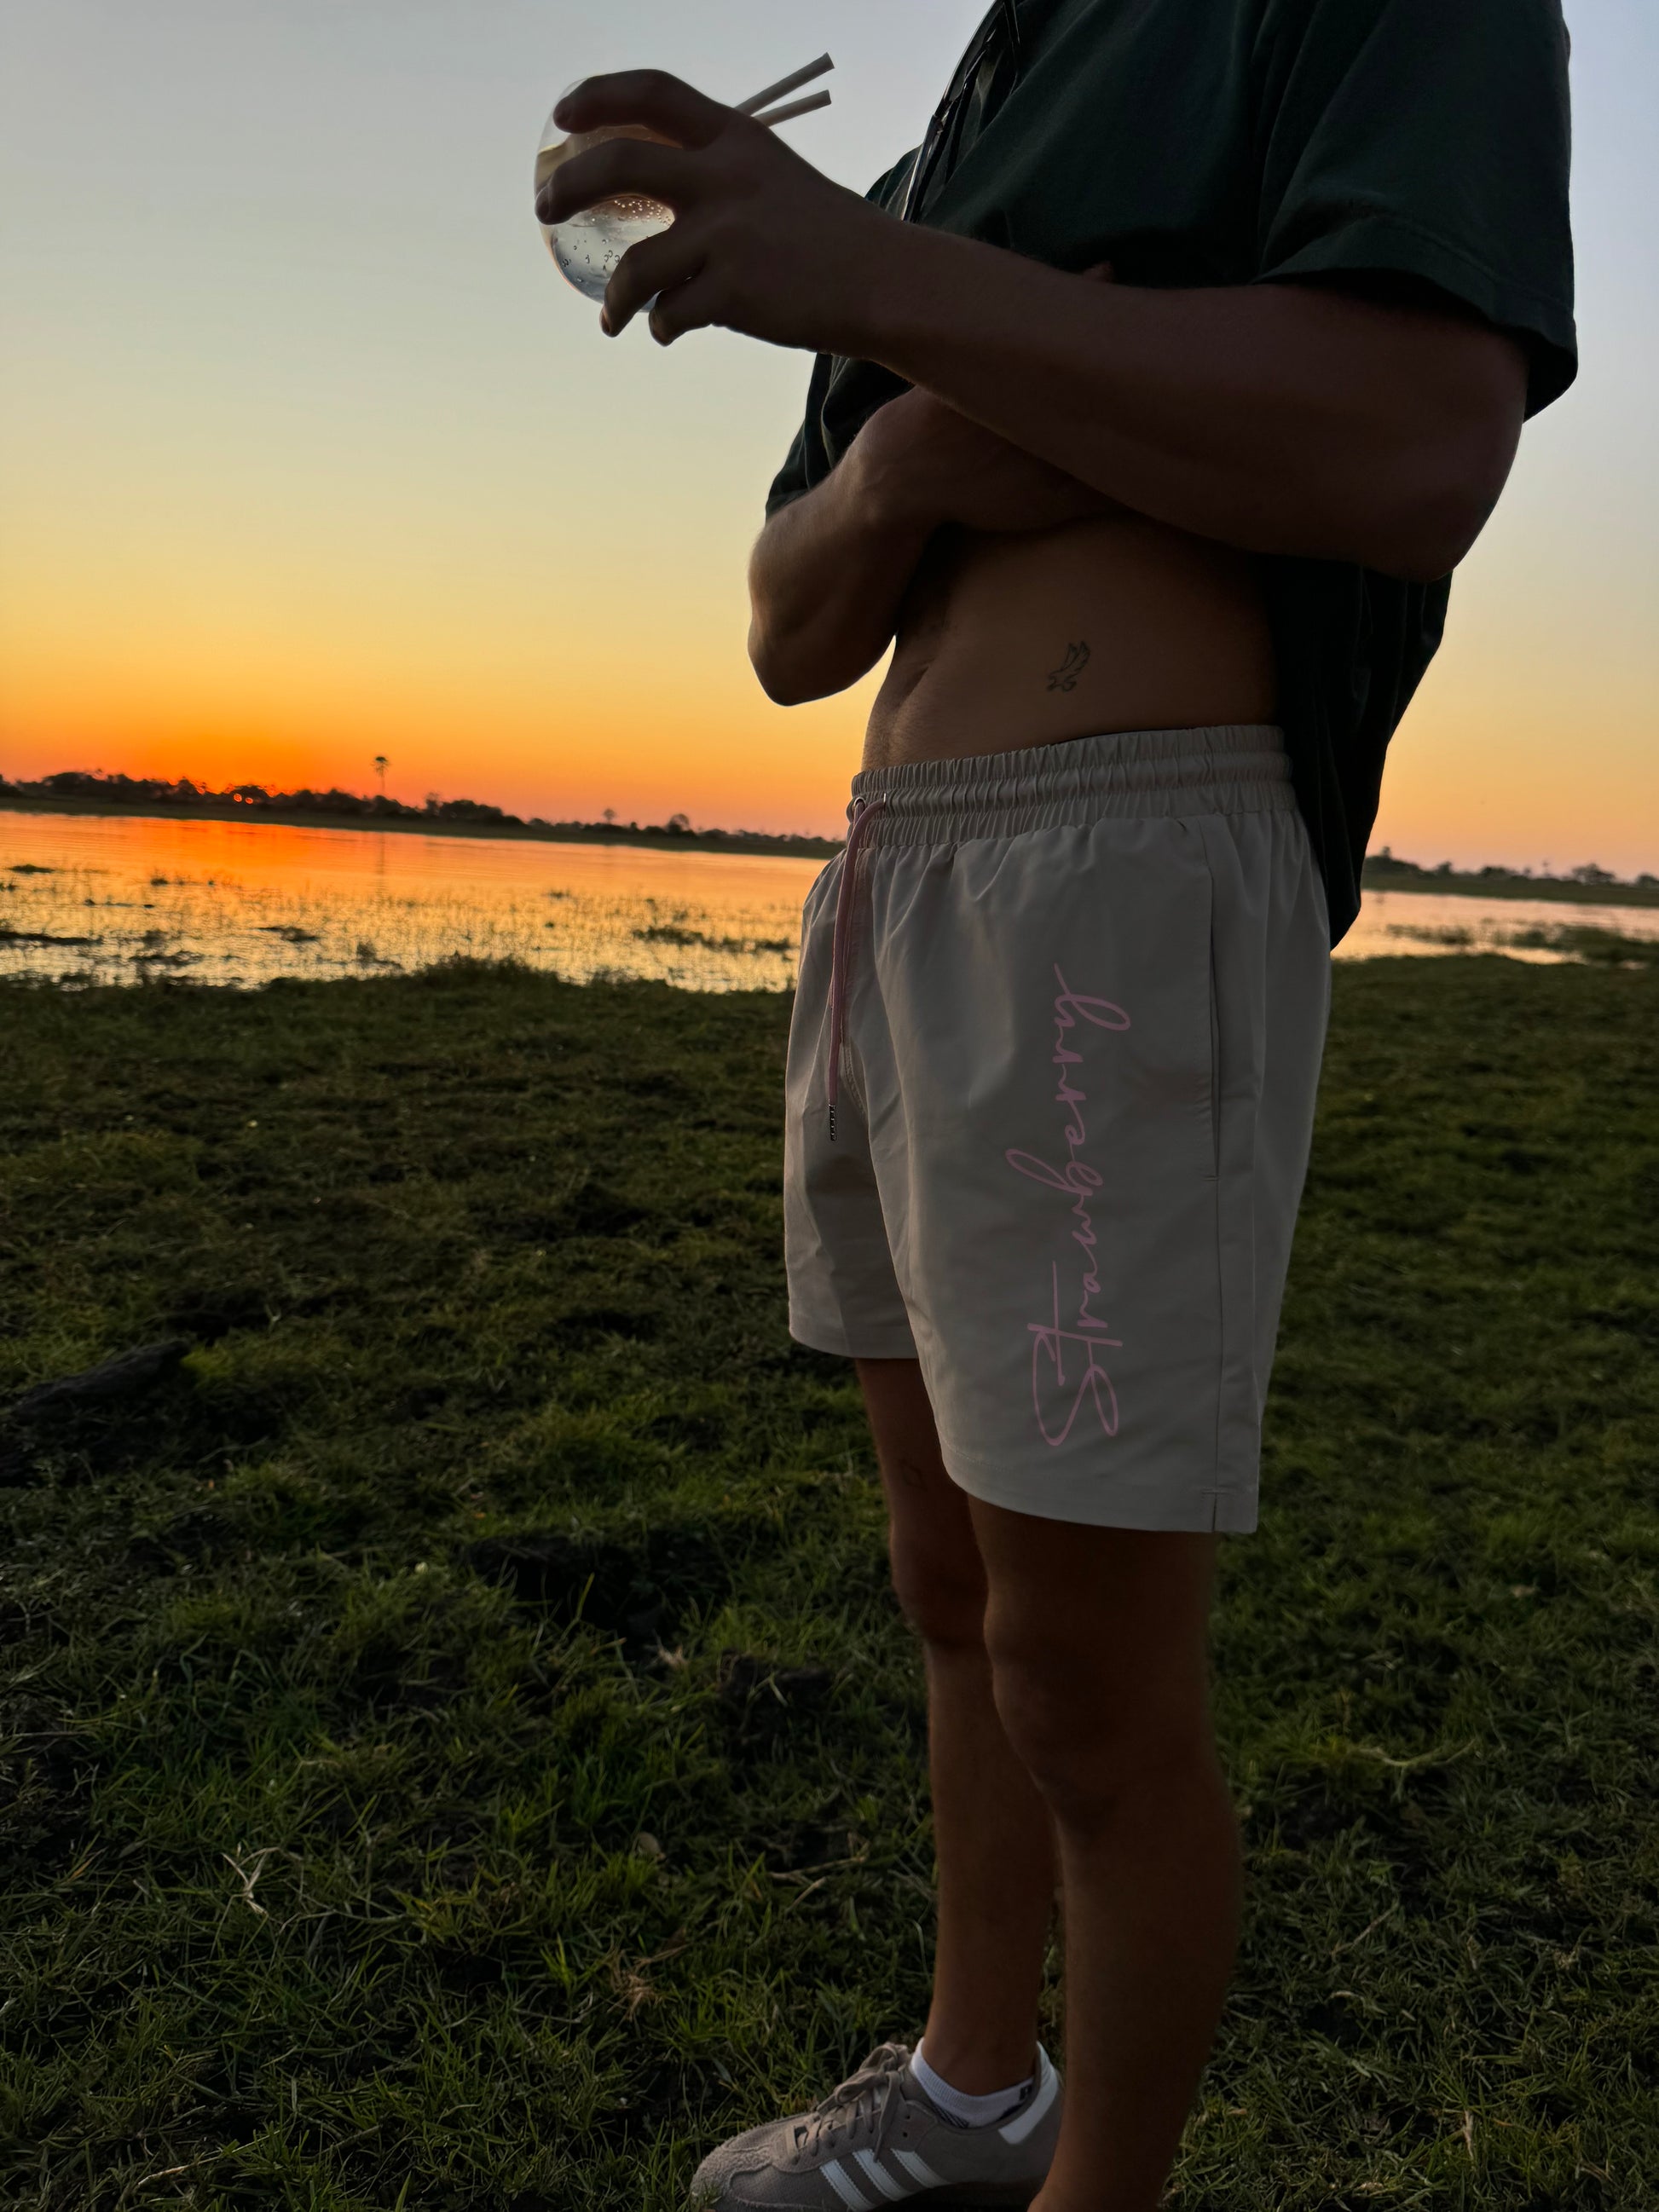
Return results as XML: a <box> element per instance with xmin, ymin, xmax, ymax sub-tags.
<box><xmin>746</xmin><ymin>442</ymin><xmax>928</xmax><ymax>708</ymax></box>
<box><xmin>847</xmin><ymin>249</ymin><xmax>1528</xmax><ymax>584</ymax></box>
<box><xmin>749</xmin><ymin>384</ymin><xmax>1123</xmax><ymax>705</ymax></box>
<box><xmin>541</xmin><ymin>74</ymin><xmax>1531</xmax><ymax>587</ymax></box>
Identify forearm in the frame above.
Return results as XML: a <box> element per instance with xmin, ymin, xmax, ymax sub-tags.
<box><xmin>841</xmin><ymin>227</ymin><xmax>1524</xmax><ymax>581</ymax></box>
<box><xmin>747</xmin><ymin>443</ymin><xmax>930</xmax><ymax>706</ymax></box>
<box><xmin>546</xmin><ymin>76</ymin><xmax>1529</xmax><ymax>581</ymax></box>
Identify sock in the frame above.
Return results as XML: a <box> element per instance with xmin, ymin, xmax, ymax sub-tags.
<box><xmin>910</xmin><ymin>2040</ymin><xmax>1035</xmax><ymax>2129</ymax></box>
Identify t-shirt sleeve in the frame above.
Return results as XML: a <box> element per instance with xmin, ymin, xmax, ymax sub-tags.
<box><xmin>764</xmin><ymin>355</ymin><xmax>832</xmax><ymax>517</ymax></box>
<box><xmin>766</xmin><ymin>430</ymin><xmax>809</xmax><ymax>516</ymax></box>
<box><xmin>1253</xmin><ymin>0</ymin><xmax>1575</xmax><ymax>413</ymax></box>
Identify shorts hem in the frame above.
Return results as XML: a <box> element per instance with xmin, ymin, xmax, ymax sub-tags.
<box><xmin>942</xmin><ymin>1453</ymin><xmax>1260</xmax><ymax>1534</ymax></box>
<box><xmin>788</xmin><ymin>1313</ymin><xmax>919</xmax><ymax>1362</ymax></box>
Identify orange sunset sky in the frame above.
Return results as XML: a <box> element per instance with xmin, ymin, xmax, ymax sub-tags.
<box><xmin>2</xmin><ymin>0</ymin><xmax>1656</xmax><ymax>869</ymax></box>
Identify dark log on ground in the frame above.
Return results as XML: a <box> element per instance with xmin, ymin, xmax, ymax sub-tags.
<box><xmin>5</xmin><ymin>1341</ymin><xmax>190</xmax><ymax>1427</ymax></box>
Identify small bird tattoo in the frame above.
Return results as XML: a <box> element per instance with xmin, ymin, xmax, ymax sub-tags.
<box><xmin>1046</xmin><ymin>640</ymin><xmax>1091</xmax><ymax>692</ymax></box>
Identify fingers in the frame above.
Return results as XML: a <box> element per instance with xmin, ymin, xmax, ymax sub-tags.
<box><xmin>536</xmin><ymin>136</ymin><xmax>697</xmax><ymax>227</ymax></box>
<box><xmin>603</xmin><ymin>223</ymin><xmax>706</xmax><ymax>337</ymax></box>
<box><xmin>553</xmin><ymin>69</ymin><xmax>729</xmax><ymax>151</ymax></box>
<box><xmin>648</xmin><ymin>268</ymin><xmax>731</xmax><ymax>346</ymax></box>
<box><xmin>601</xmin><ymin>221</ymin><xmax>734</xmax><ymax>347</ymax></box>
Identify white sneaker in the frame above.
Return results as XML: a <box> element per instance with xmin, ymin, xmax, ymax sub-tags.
<box><xmin>688</xmin><ymin>2040</ymin><xmax>1063</xmax><ymax>2209</ymax></box>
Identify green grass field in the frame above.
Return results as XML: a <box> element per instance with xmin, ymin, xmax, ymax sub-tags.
<box><xmin>1</xmin><ymin>960</ymin><xmax>1654</xmax><ymax>2210</ymax></box>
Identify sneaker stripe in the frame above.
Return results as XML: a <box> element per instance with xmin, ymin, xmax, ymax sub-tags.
<box><xmin>820</xmin><ymin>2159</ymin><xmax>874</xmax><ymax>2210</ymax></box>
<box><xmin>853</xmin><ymin>2149</ymin><xmax>908</xmax><ymax>2201</ymax></box>
<box><xmin>890</xmin><ymin>2151</ymin><xmax>946</xmax><ymax>2190</ymax></box>
<box><xmin>998</xmin><ymin>2047</ymin><xmax>1059</xmax><ymax>2146</ymax></box>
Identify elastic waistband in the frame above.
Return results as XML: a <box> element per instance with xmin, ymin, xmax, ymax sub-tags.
<box><xmin>848</xmin><ymin>725</ymin><xmax>1295</xmax><ymax>847</ymax></box>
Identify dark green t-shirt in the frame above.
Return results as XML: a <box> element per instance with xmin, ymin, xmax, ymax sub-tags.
<box><xmin>765</xmin><ymin>0</ymin><xmax>1576</xmax><ymax>943</ymax></box>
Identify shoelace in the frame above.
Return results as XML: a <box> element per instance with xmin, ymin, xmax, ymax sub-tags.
<box><xmin>793</xmin><ymin>2046</ymin><xmax>908</xmax><ymax>2162</ymax></box>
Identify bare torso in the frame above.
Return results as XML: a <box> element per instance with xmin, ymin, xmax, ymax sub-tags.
<box><xmin>863</xmin><ymin>511</ymin><xmax>1278</xmax><ymax>769</ymax></box>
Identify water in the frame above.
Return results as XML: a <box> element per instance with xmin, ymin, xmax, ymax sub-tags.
<box><xmin>0</xmin><ymin>814</ymin><xmax>820</xmax><ymax>990</ymax></box>
<box><xmin>1345</xmin><ymin>890</ymin><xmax>1659</xmax><ymax>963</ymax></box>
<box><xmin>535</xmin><ymin>122</ymin><xmax>673</xmax><ymax>303</ymax></box>
<box><xmin>2</xmin><ymin>812</ymin><xmax>1654</xmax><ymax>990</ymax></box>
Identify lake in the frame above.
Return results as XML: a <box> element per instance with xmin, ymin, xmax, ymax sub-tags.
<box><xmin>3</xmin><ymin>811</ymin><xmax>1655</xmax><ymax>990</ymax></box>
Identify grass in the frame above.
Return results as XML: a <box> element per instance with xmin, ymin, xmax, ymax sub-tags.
<box><xmin>1377</xmin><ymin>921</ymin><xmax>1659</xmax><ymax>969</ymax></box>
<box><xmin>0</xmin><ymin>957</ymin><xmax>1655</xmax><ymax>2210</ymax></box>
<box><xmin>1500</xmin><ymin>925</ymin><xmax>1659</xmax><ymax>967</ymax></box>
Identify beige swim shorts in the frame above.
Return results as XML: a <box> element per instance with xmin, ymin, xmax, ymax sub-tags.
<box><xmin>783</xmin><ymin>725</ymin><xmax>1331</xmax><ymax>1533</ymax></box>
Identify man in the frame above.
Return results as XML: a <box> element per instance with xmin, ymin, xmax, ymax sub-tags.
<box><xmin>539</xmin><ymin>3</ymin><xmax>1575</xmax><ymax>2206</ymax></box>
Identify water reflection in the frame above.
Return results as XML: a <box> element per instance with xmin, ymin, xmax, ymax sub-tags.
<box><xmin>2</xmin><ymin>812</ymin><xmax>1654</xmax><ymax>990</ymax></box>
<box><xmin>0</xmin><ymin>813</ymin><xmax>822</xmax><ymax>990</ymax></box>
<box><xmin>1342</xmin><ymin>889</ymin><xmax>1659</xmax><ymax>964</ymax></box>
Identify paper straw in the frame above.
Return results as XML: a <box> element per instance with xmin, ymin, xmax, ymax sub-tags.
<box><xmin>751</xmin><ymin>89</ymin><xmax>833</xmax><ymax>128</ymax></box>
<box><xmin>736</xmin><ymin>53</ymin><xmax>835</xmax><ymax>117</ymax></box>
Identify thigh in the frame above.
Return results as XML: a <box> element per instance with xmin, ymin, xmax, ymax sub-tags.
<box><xmin>857</xmin><ymin>1357</ymin><xmax>987</xmax><ymax>1637</ymax></box>
<box><xmin>968</xmin><ymin>1498</ymin><xmax>1217</xmax><ymax>1745</ymax></box>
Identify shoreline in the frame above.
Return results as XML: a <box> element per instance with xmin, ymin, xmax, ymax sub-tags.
<box><xmin>1360</xmin><ymin>861</ymin><xmax>1659</xmax><ymax>910</ymax></box>
<box><xmin>3</xmin><ymin>796</ymin><xmax>1656</xmax><ymax>910</ymax></box>
<box><xmin>0</xmin><ymin>795</ymin><xmax>842</xmax><ymax>864</ymax></box>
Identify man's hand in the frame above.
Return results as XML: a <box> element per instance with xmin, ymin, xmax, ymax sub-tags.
<box><xmin>536</xmin><ymin>71</ymin><xmax>891</xmax><ymax>349</ymax></box>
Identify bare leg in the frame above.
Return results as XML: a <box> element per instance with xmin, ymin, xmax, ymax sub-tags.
<box><xmin>856</xmin><ymin>1358</ymin><xmax>1056</xmax><ymax>2093</ymax></box>
<box><xmin>968</xmin><ymin>1505</ymin><xmax>1239</xmax><ymax>2212</ymax></box>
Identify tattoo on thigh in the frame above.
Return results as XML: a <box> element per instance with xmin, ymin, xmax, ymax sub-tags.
<box><xmin>1046</xmin><ymin>640</ymin><xmax>1091</xmax><ymax>693</ymax></box>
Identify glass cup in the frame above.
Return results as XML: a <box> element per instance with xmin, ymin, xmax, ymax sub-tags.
<box><xmin>535</xmin><ymin>106</ymin><xmax>674</xmax><ymax>303</ymax></box>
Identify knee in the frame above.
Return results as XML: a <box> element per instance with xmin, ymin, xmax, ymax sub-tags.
<box><xmin>888</xmin><ymin>1534</ymin><xmax>988</xmax><ymax>1653</ymax></box>
<box><xmin>986</xmin><ymin>1625</ymin><xmax>1215</xmax><ymax>1826</ymax></box>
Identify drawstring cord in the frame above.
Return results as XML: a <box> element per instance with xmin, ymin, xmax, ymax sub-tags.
<box><xmin>826</xmin><ymin>797</ymin><xmax>886</xmax><ymax>1141</ymax></box>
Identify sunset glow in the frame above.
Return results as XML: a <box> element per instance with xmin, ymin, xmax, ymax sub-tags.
<box><xmin>2</xmin><ymin>1</ymin><xmax>1655</xmax><ymax>868</ymax></box>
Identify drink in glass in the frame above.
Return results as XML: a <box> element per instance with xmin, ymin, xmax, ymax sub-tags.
<box><xmin>535</xmin><ymin>110</ymin><xmax>674</xmax><ymax>303</ymax></box>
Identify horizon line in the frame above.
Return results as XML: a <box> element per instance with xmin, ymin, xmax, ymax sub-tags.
<box><xmin>3</xmin><ymin>769</ymin><xmax>1657</xmax><ymax>887</ymax></box>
